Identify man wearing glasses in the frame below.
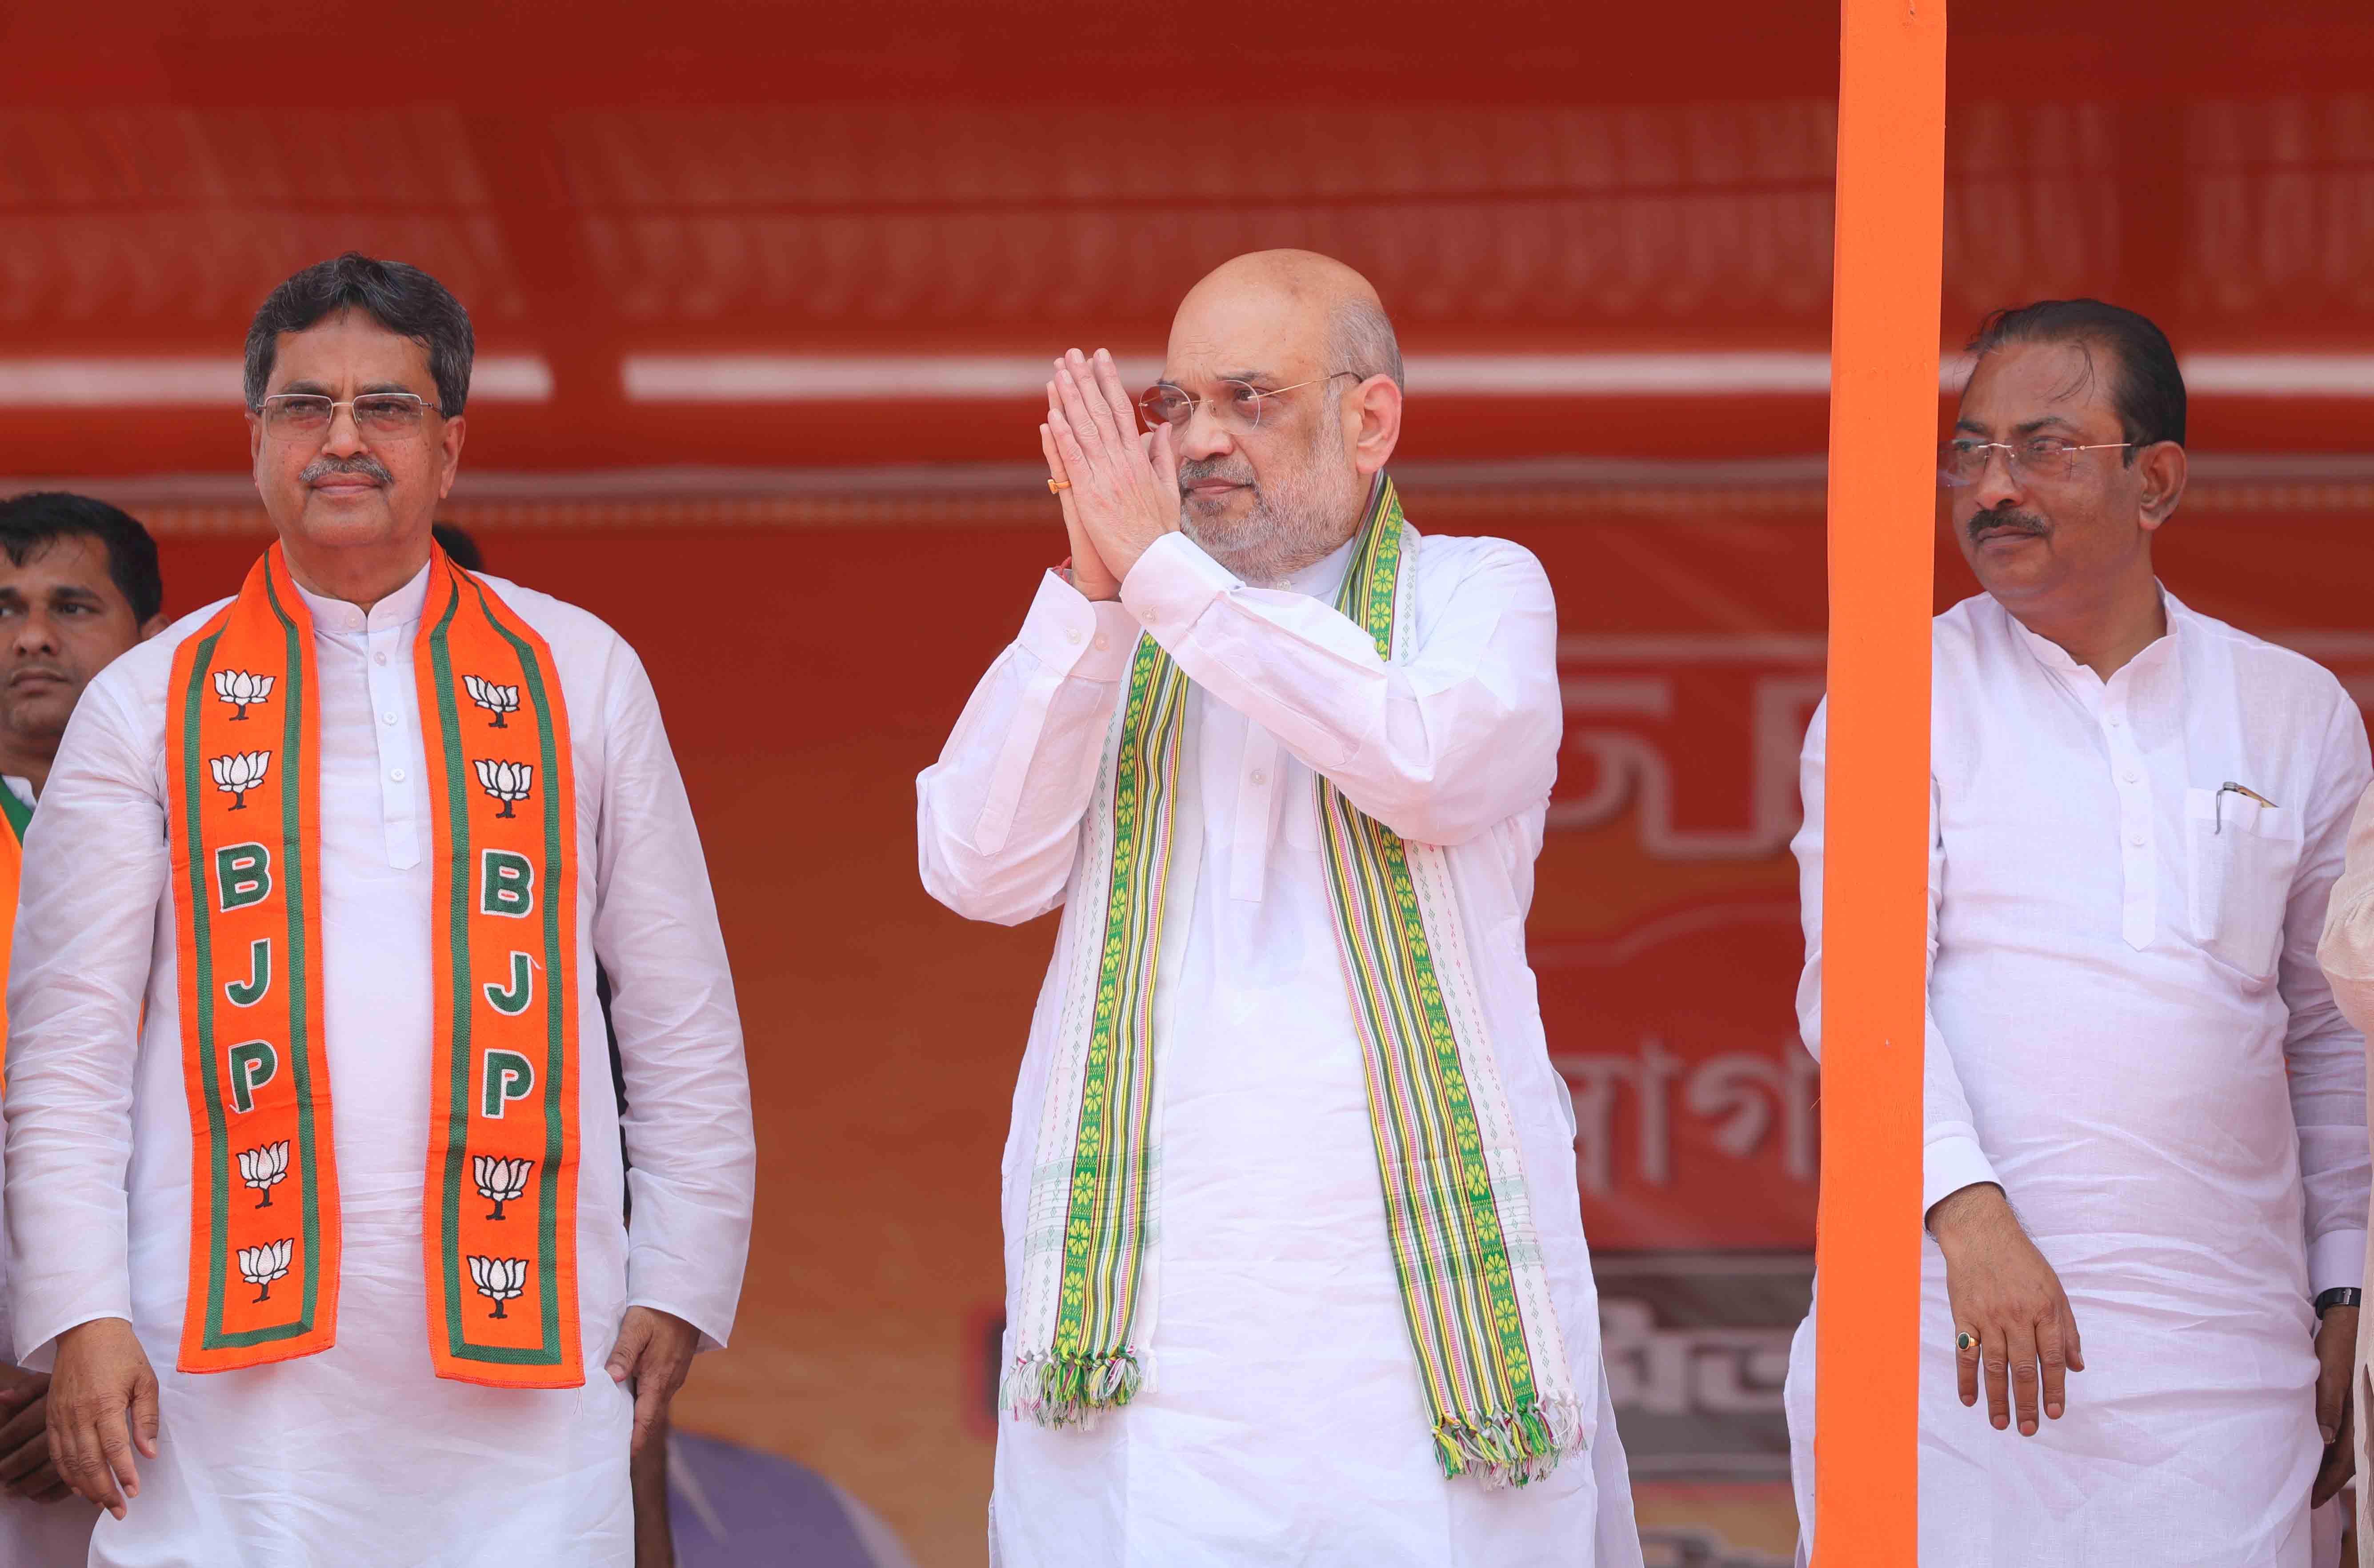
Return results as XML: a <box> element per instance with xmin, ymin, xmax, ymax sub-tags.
<box><xmin>1786</xmin><ymin>300</ymin><xmax>2369</xmax><ymax>1565</ymax></box>
<box><xmin>919</xmin><ymin>249</ymin><xmax>1642</xmax><ymax>1565</ymax></box>
<box><xmin>4</xmin><ymin>253</ymin><xmax>755</xmax><ymax>1564</ymax></box>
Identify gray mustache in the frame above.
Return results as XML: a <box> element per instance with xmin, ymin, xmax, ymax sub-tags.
<box><xmin>1177</xmin><ymin>459</ymin><xmax>1255</xmax><ymax>493</ymax></box>
<box><xmin>300</xmin><ymin>454</ymin><xmax>394</xmax><ymax>487</ymax></box>
<box><xmin>1969</xmin><ymin>508</ymin><xmax>2046</xmax><ymax>541</ymax></box>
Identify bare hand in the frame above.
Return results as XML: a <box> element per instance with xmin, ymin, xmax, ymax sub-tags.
<box><xmin>605</xmin><ymin>1306</ymin><xmax>700</xmax><ymax>1460</ymax></box>
<box><xmin>1041</xmin><ymin>419</ymin><xmax>1119</xmax><ymax>601</ymax></box>
<box><xmin>1045</xmin><ymin>348</ymin><xmax>1180</xmax><ymax>585</ymax></box>
<box><xmin>1930</xmin><ymin>1184</ymin><xmax>2084</xmax><ymax>1436</ymax></box>
<box><xmin>2312</xmin><ymin>1304</ymin><xmax>2357</xmax><ymax>1507</ymax></box>
<box><xmin>47</xmin><ymin>1317</ymin><xmax>158</xmax><ymax>1519</ymax></box>
<box><xmin>0</xmin><ymin>1363</ymin><xmax>76</xmax><ymax>1504</ymax></box>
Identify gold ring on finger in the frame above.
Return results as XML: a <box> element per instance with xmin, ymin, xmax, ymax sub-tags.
<box><xmin>1048</xmin><ymin>478</ymin><xmax>1073</xmax><ymax>493</ymax></box>
<box><xmin>1955</xmin><ymin>1330</ymin><xmax>1977</xmax><ymax>1352</ymax></box>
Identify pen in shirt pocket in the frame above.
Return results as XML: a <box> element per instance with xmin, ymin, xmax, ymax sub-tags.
<box><xmin>2214</xmin><ymin>780</ymin><xmax>2277</xmax><ymax>835</ymax></box>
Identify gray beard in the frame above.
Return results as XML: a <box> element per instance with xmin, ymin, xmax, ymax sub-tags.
<box><xmin>1179</xmin><ymin>466</ymin><xmax>1367</xmax><ymax>588</ymax></box>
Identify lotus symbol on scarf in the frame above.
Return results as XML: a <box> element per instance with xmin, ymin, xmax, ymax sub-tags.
<box><xmin>468</xmin><ymin>1255</ymin><xmax>530</xmax><ymax>1319</ymax></box>
<box><xmin>237</xmin><ymin>1140</ymin><xmax>290</xmax><ymax>1208</ymax></box>
<box><xmin>212</xmin><ymin>669</ymin><xmax>275</xmax><ymax>720</ymax></box>
<box><xmin>473</xmin><ymin>759</ymin><xmax>534</xmax><ymax>818</ymax></box>
<box><xmin>237</xmin><ymin>1238</ymin><xmax>293</xmax><ymax>1303</ymax></box>
<box><xmin>463</xmin><ymin>674</ymin><xmax>520</xmax><ymax>729</ymax></box>
<box><xmin>210</xmin><ymin>751</ymin><xmax>272</xmax><ymax>810</ymax></box>
<box><xmin>472</xmin><ymin>1155</ymin><xmax>534</xmax><ymax>1220</ymax></box>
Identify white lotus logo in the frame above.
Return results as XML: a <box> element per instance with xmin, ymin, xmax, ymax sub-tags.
<box><xmin>468</xmin><ymin>1255</ymin><xmax>529</xmax><ymax>1319</ymax></box>
<box><xmin>472</xmin><ymin>1155</ymin><xmax>534</xmax><ymax>1221</ymax></box>
<box><xmin>473</xmin><ymin>760</ymin><xmax>534</xmax><ymax>819</ymax></box>
<box><xmin>210</xmin><ymin>751</ymin><xmax>272</xmax><ymax>810</ymax></box>
<box><xmin>237</xmin><ymin>1140</ymin><xmax>289</xmax><ymax>1208</ymax></box>
<box><xmin>212</xmin><ymin>669</ymin><xmax>275</xmax><ymax>720</ymax></box>
<box><xmin>463</xmin><ymin>675</ymin><xmax>520</xmax><ymax>729</ymax></box>
<box><xmin>238</xmin><ymin>1238</ymin><xmax>293</xmax><ymax>1303</ymax></box>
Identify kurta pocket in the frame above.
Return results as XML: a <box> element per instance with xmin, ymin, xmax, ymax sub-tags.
<box><xmin>2182</xmin><ymin>786</ymin><xmax>2301</xmax><ymax>979</ymax></box>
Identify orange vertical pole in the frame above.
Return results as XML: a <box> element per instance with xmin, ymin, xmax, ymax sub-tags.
<box><xmin>1815</xmin><ymin>0</ymin><xmax>1945</xmax><ymax>1565</ymax></box>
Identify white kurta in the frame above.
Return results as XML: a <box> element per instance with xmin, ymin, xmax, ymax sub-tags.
<box><xmin>5</xmin><ymin>563</ymin><xmax>755</xmax><ymax>1567</ymax></box>
<box><xmin>0</xmin><ymin>775</ymin><xmax>102</xmax><ymax>1566</ymax></box>
<box><xmin>919</xmin><ymin>528</ymin><xmax>1641</xmax><ymax>1568</ymax></box>
<box><xmin>1786</xmin><ymin>591</ymin><xmax>2371</xmax><ymax>1567</ymax></box>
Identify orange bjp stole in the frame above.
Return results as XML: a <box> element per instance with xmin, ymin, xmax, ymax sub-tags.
<box><xmin>167</xmin><ymin>544</ymin><xmax>581</xmax><ymax>1387</ymax></box>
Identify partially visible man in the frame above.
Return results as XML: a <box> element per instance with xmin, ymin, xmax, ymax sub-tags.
<box><xmin>0</xmin><ymin>492</ymin><xmax>166</xmax><ymax>1565</ymax></box>
<box><xmin>1788</xmin><ymin>300</ymin><xmax>2370</xmax><ymax>1565</ymax></box>
<box><xmin>6</xmin><ymin>253</ymin><xmax>755</xmax><ymax>1565</ymax></box>
<box><xmin>920</xmin><ymin>250</ymin><xmax>1641</xmax><ymax>1565</ymax></box>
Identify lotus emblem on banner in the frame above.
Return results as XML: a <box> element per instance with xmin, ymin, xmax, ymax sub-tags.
<box><xmin>237</xmin><ymin>1140</ymin><xmax>290</xmax><ymax>1208</ymax></box>
<box><xmin>473</xmin><ymin>1155</ymin><xmax>534</xmax><ymax>1220</ymax></box>
<box><xmin>210</xmin><ymin>751</ymin><xmax>272</xmax><ymax>810</ymax></box>
<box><xmin>212</xmin><ymin>669</ymin><xmax>275</xmax><ymax>720</ymax></box>
<box><xmin>468</xmin><ymin>1255</ymin><xmax>530</xmax><ymax>1319</ymax></box>
<box><xmin>237</xmin><ymin>1239</ymin><xmax>293</xmax><ymax>1303</ymax></box>
<box><xmin>463</xmin><ymin>674</ymin><xmax>520</xmax><ymax>728</ymax></box>
<box><xmin>473</xmin><ymin>759</ymin><xmax>534</xmax><ymax>818</ymax></box>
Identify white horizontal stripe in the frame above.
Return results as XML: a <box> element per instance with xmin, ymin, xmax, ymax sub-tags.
<box><xmin>1414</xmin><ymin>352</ymin><xmax>1834</xmax><ymax>395</ymax></box>
<box><xmin>2181</xmin><ymin>355</ymin><xmax>2374</xmax><ymax>396</ymax></box>
<box><xmin>0</xmin><ymin>356</ymin><xmax>555</xmax><ymax>406</ymax></box>
<box><xmin>621</xmin><ymin>354</ymin><xmax>1163</xmax><ymax>401</ymax></box>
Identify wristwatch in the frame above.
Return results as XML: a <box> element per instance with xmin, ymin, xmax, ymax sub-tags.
<box><xmin>2314</xmin><ymin>1287</ymin><xmax>2362</xmax><ymax>1316</ymax></box>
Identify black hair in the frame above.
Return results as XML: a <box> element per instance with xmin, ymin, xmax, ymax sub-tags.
<box><xmin>245</xmin><ymin>253</ymin><xmax>475</xmax><ymax>417</ymax></box>
<box><xmin>0</xmin><ymin>492</ymin><xmax>164</xmax><ymax>624</ymax></box>
<box><xmin>432</xmin><ymin>523</ymin><xmax>485</xmax><ymax>572</ymax></box>
<box><xmin>1966</xmin><ymin>299</ymin><xmax>2185</xmax><ymax>456</ymax></box>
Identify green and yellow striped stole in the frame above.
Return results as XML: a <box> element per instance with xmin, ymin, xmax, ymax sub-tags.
<box><xmin>1004</xmin><ymin>477</ymin><xmax>1580</xmax><ymax>1485</ymax></box>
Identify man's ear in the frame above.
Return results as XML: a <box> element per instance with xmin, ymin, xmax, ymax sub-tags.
<box><xmin>2136</xmin><ymin>440</ymin><xmax>2187</xmax><ymax>534</ymax></box>
<box><xmin>1349</xmin><ymin>375</ymin><xmax>1402</xmax><ymax>479</ymax></box>
<box><xmin>137</xmin><ymin>611</ymin><xmax>169</xmax><ymax>643</ymax></box>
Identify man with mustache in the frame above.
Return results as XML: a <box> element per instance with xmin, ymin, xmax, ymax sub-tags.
<box><xmin>1785</xmin><ymin>300</ymin><xmax>2370</xmax><ymax>1565</ymax></box>
<box><xmin>5</xmin><ymin>254</ymin><xmax>755</xmax><ymax>1564</ymax></box>
<box><xmin>0</xmin><ymin>492</ymin><xmax>167</xmax><ymax>1565</ymax></box>
<box><xmin>919</xmin><ymin>250</ymin><xmax>1642</xmax><ymax>1565</ymax></box>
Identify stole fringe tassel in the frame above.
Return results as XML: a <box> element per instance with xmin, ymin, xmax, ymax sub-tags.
<box><xmin>1001</xmin><ymin>1350</ymin><xmax>1145</xmax><ymax>1430</ymax></box>
<box><xmin>1430</xmin><ymin>1397</ymin><xmax>1587</xmax><ymax>1489</ymax></box>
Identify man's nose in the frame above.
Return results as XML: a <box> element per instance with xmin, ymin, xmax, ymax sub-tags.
<box><xmin>1178</xmin><ymin>407</ymin><xmax>1236</xmax><ymax>463</ymax></box>
<box><xmin>1970</xmin><ymin>445</ymin><xmax>2025</xmax><ymax>511</ymax></box>
<box><xmin>11</xmin><ymin>610</ymin><xmax>59</xmax><ymax>657</ymax></box>
<box><xmin>321</xmin><ymin>402</ymin><xmax>370</xmax><ymax>458</ymax></box>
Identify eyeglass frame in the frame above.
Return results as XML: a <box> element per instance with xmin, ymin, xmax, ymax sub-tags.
<box><xmin>1938</xmin><ymin>435</ymin><xmax>2139</xmax><ymax>489</ymax></box>
<box><xmin>1137</xmin><ymin>369</ymin><xmax>1367</xmax><ymax>432</ymax></box>
<box><xmin>255</xmin><ymin>391</ymin><xmax>441</xmax><ymax>440</ymax></box>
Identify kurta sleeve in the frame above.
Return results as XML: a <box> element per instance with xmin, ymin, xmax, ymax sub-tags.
<box><xmin>2295</xmin><ymin>696</ymin><xmax>2374</xmax><ymax>1296</ymax></box>
<box><xmin>916</xmin><ymin>570</ymin><xmax>1142</xmax><ymax>924</ymax></box>
<box><xmin>1791</xmin><ymin>699</ymin><xmax>2002</xmax><ymax>1220</ymax></box>
<box><xmin>4</xmin><ymin>676</ymin><xmax>161</xmax><ymax>1364</ymax></box>
<box><xmin>1116</xmin><ymin>530</ymin><xmax>1559</xmax><ymax>847</ymax></box>
<box><xmin>590</xmin><ymin>641</ymin><xmax>756</xmax><ymax>1353</ymax></box>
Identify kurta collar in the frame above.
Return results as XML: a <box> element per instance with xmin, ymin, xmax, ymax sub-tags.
<box><xmin>1286</xmin><ymin>532</ymin><xmax>1361</xmax><ymax>601</ymax></box>
<box><xmin>291</xmin><ymin>556</ymin><xmax>434</xmax><ymax>637</ymax></box>
<box><xmin>2004</xmin><ymin>583</ymin><xmax>2181</xmax><ymax>687</ymax></box>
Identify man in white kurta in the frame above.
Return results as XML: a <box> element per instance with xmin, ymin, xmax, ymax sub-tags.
<box><xmin>0</xmin><ymin>493</ymin><xmax>169</xmax><ymax>1564</ymax></box>
<box><xmin>5</xmin><ymin>256</ymin><xmax>754</xmax><ymax>1565</ymax></box>
<box><xmin>919</xmin><ymin>251</ymin><xmax>1639</xmax><ymax>1565</ymax></box>
<box><xmin>1787</xmin><ymin>302</ymin><xmax>2369</xmax><ymax>1565</ymax></box>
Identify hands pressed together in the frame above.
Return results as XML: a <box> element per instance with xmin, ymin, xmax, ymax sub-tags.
<box><xmin>1039</xmin><ymin>348</ymin><xmax>1181</xmax><ymax>602</ymax></box>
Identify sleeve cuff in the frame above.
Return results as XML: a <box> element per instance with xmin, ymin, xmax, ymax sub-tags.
<box><xmin>2309</xmin><ymin>1228</ymin><xmax>2368</xmax><ymax>1299</ymax></box>
<box><xmin>1922</xmin><ymin>1132</ymin><xmax>2002</xmax><ymax>1221</ymax></box>
<box><xmin>1120</xmin><ymin>532</ymin><xmax>1235</xmax><ymax>646</ymax></box>
<box><xmin>1016</xmin><ymin>570</ymin><xmax>1141</xmax><ymax>683</ymax></box>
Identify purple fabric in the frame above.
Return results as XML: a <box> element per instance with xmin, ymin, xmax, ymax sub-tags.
<box><xmin>668</xmin><ymin>1432</ymin><xmax>905</xmax><ymax>1568</ymax></box>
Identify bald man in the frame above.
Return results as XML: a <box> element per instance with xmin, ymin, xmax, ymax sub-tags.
<box><xmin>919</xmin><ymin>251</ymin><xmax>1641</xmax><ymax>1565</ymax></box>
